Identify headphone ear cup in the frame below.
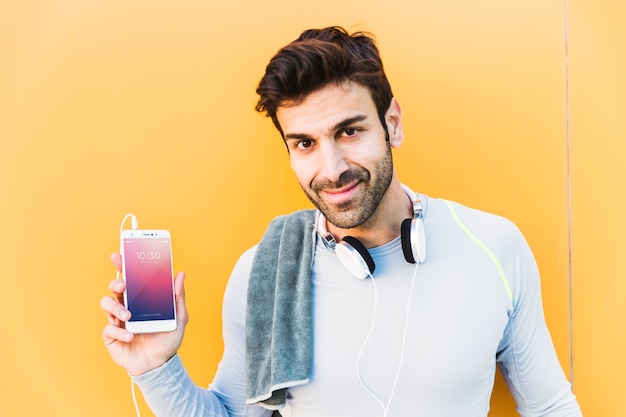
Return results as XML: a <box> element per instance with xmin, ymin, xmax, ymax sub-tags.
<box><xmin>336</xmin><ymin>236</ymin><xmax>376</xmax><ymax>279</ymax></box>
<box><xmin>400</xmin><ymin>218</ymin><xmax>416</xmax><ymax>264</ymax></box>
<box><xmin>401</xmin><ymin>217</ymin><xmax>426</xmax><ymax>264</ymax></box>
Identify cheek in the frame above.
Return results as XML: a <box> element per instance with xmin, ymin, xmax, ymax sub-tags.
<box><xmin>290</xmin><ymin>156</ymin><xmax>315</xmax><ymax>186</ymax></box>
<box><xmin>355</xmin><ymin>146</ymin><xmax>387</xmax><ymax>168</ymax></box>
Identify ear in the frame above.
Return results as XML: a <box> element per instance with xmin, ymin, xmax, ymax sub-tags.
<box><xmin>385</xmin><ymin>98</ymin><xmax>403</xmax><ymax>148</ymax></box>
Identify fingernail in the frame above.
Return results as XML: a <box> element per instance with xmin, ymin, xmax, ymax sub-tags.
<box><xmin>120</xmin><ymin>310</ymin><xmax>131</xmax><ymax>321</ymax></box>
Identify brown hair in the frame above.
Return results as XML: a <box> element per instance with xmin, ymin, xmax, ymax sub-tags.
<box><xmin>255</xmin><ymin>26</ymin><xmax>393</xmax><ymax>137</ymax></box>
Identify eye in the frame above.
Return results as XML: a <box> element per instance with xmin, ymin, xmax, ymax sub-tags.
<box><xmin>288</xmin><ymin>138</ymin><xmax>314</xmax><ymax>152</ymax></box>
<box><xmin>297</xmin><ymin>139</ymin><xmax>313</xmax><ymax>149</ymax></box>
<box><xmin>340</xmin><ymin>127</ymin><xmax>359</xmax><ymax>138</ymax></box>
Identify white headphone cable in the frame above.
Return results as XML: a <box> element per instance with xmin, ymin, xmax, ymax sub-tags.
<box><xmin>116</xmin><ymin>213</ymin><xmax>138</xmax><ymax>282</ymax></box>
<box><xmin>115</xmin><ymin>213</ymin><xmax>141</xmax><ymax>417</ymax></box>
<box><xmin>131</xmin><ymin>378</ymin><xmax>141</xmax><ymax>417</ymax></box>
<box><xmin>355</xmin><ymin>263</ymin><xmax>419</xmax><ymax>417</ymax></box>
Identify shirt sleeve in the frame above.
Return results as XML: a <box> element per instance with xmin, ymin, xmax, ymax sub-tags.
<box><xmin>133</xmin><ymin>354</ymin><xmax>230</xmax><ymax>416</ymax></box>
<box><xmin>133</xmin><ymin>246</ymin><xmax>271</xmax><ymax>417</ymax></box>
<box><xmin>496</xmin><ymin>229</ymin><xmax>582</xmax><ymax>417</ymax></box>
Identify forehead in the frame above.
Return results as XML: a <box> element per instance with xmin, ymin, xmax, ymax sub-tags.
<box><xmin>276</xmin><ymin>82</ymin><xmax>377</xmax><ymax>135</ymax></box>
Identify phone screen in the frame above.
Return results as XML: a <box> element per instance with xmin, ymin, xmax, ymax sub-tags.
<box><xmin>123</xmin><ymin>236</ymin><xmax>175</xmax><ymax>322</ymax></box>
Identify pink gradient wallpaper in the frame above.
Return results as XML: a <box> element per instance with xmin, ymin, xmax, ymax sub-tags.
<box><xmin>123</xmin><ymin>238</ymin><xmax>175</xmax><ymax>321</ymax></box>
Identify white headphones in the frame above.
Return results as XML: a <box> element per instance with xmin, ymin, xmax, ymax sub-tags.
<box><xmin>316</xmin><ymin>185</ymin><xmax>426</xmax><ymax>279</ymax></box>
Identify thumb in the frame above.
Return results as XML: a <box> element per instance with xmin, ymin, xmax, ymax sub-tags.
<box><xmin>173</xmin><ymin>272</ymin><xmax>189</xmax><ymax>326</ymax></box>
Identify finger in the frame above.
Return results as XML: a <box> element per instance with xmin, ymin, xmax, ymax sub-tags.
<box><xmin>110</xmin><ymin>253</ymin><xmax>122</xmax><ymax>272</ymax></box>
<box><xmin>108</xmin><ymin>275</ymin><xmax>126</xmax><ymax>305</ymax></box>
<box><xmin>109</xmin><ymin>277</ymin><xmax>126</xmax><ymax>295</ymax></box>
<box><xmin>100</xmin><ymin>295</ymin><xmax>131</xmax><ymax>323</ymax></box>
<box><xmin>102</xmin><ymin>323</ymin><xmax>134</xmax><ymax>345</ymax></box>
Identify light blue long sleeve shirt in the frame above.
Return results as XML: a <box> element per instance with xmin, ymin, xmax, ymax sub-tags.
<box><xmin>134</xmin><ymin>195</ymin><xmax>582</xmax><ymax>417</ymax></box>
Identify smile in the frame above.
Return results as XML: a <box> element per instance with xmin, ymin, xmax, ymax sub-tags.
<box><xmin>320</xmin><ymin>182</ymin><xmax>360</xmax><ymax>205</ymax></box>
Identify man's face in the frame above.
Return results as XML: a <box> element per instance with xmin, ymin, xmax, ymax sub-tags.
<box><xmin>276</xmin><ymin>81</ymin><xmax>402</xmax><ymax>229</ymax></box>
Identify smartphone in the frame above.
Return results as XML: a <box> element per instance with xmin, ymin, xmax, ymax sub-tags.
<box><xmin>120</xmin><ymin>229</ymin><xmax>177</xmax><ymax>333</ymax></box>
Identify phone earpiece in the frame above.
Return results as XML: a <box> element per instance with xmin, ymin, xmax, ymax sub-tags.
<box><xmin>335</xmin><ymin>236</ymin><xmax>376</xmax><ymax>280</ymax></box>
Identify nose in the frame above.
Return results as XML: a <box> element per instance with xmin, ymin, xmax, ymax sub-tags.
<box><xmin>317</xmin><ymin>140</ymin><xmax>350</xmax><ymax>183</ymax></box>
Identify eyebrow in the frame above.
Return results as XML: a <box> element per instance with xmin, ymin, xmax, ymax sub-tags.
<box><xmin>284</xmin><ymin>114</ymin><xmax>369</xmax><ymax>141</ymax></box>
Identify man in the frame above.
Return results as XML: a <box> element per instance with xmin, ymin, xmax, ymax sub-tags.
<box><xmin>101</xmin><ymin>26</ymin><xmax>582</xmax><ymax>416</ymax></box>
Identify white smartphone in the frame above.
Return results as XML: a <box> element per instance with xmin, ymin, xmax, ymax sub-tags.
<box><xmin>120</xmin><ymin>229</ymin><xmax>177</xmax><ymax>333</ymax></box>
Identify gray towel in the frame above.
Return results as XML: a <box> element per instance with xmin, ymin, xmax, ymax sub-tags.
<box><xmin>245</xmin><ymin>209</ymin><xmax>317</xmax><ymax>409</ymax></box>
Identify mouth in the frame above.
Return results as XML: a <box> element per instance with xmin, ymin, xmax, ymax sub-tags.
<box><xmin>320</xmin><ymin>182</ymin><xmax>360</xmax><ymax>206</ymax></box>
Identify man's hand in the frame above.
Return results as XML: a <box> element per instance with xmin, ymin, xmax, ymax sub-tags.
<box><xmin>100</xmin><ymin>253</ymin><xmax>189</xmax><ymax>376</ymax></box>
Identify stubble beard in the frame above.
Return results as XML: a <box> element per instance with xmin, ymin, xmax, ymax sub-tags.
<box><xmin>302</xmin><ymin>148</ymin><xmax>394</xmax><ymax>229</ymax></box>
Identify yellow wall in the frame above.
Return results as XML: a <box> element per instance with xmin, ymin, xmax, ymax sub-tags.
<box><xmin>0</xmin><ymin>0</ymin><xmax>620</xmax><ymax>415</ymax></box>
<box><xmin>569</xmin><ymin>0</ymin><xmax>626</xmax><ymax>415</ymax></box>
